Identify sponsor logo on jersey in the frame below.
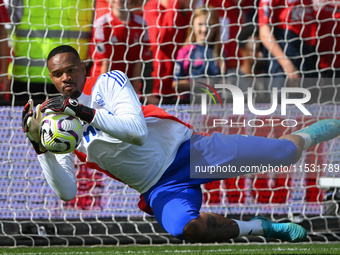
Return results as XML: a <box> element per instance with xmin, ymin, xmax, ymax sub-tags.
<box><xmin>95</xmin><ymin>93</ymin><xmax>105</xmax><ymax>107</ymax></box>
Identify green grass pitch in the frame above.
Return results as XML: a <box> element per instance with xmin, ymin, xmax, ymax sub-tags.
<box><xmin>1</xmin><ymin>244</ymin><xmax>340</xmax><ymax>255</ymax></box>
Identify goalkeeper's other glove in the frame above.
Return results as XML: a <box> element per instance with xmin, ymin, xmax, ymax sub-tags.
<box><xmin>40</xmin><ymin>96</ymin><xmax>95</xmax><ymax>123</ymax></box>
<box><xmin>22</xmin><ymin>99</ymin><xmax>46</xmax><ymax>155</ymax></box>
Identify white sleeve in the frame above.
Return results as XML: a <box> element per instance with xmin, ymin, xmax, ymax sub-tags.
<box><xmin>37</xmin><ymin>152</ymin><xmax>77</xmax><ymax>201</ymax></box>
<box><xmin>90</xmin><ymin>71</ymin><xmax>148</xmax><ymax>146</ymax></box>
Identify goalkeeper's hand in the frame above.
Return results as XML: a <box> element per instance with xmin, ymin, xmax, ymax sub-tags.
<box><xmin>22</xmin><ymin>99</ymin><xmax>46</xmax><ymax>154</ymax></box>
<box><xmin>40</xmin><ymin>96</ymin><xmax>95</xmax><ymax>123</ymax></box>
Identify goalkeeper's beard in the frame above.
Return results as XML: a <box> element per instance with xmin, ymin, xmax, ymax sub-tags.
<box><xmin>63</xmin><ymin>87</ymin><xmax>81</xmax><ymax>99</ymax></box>
<box><xmin>70</xmin><ymin>90</ymin><xmax>81</xmax><ymax>99</ymax></box>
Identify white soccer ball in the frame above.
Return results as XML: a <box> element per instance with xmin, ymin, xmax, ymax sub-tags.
<box><xmin>39</xmin><ymin>113</ymin><xmax>83</xmax><ymax>154</ymax></box>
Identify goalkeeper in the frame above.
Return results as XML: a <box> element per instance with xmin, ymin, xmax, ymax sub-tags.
<box><xmin>22</xmin><ymin>45</ymin><xmax>340</xmax><ymax>243</ymax></box>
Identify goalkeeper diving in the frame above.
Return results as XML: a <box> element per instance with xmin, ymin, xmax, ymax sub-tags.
<box><xmin>22</xmin><ymin>45</ymin><xmax>340</xmax><ymax>243</ymax></box>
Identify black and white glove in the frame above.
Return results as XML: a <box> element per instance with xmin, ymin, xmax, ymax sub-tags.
<box><xmin>40</xmin><ymin>96</ymin><xmax>95</xmax><ymax>123</ymax></box>
<box><xmin>22</xmin><ymin>99</ymin><xmax>46</xmax><ymax>154</ymax></box>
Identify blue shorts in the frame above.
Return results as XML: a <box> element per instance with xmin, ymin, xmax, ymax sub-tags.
<box><xmin>142</xmin><ymin>133</ymin><xmax>297</xmax><ymax>239</ymax></box>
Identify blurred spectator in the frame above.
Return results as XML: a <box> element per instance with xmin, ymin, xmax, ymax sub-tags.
<box><xmin>202</xmin><ymin>0</ymin><xmax>255</xmax><ymax>72</ymax></box>
<box><xmin>8</xmin><ymin>0</ymin><xmax>94</xmax><ymax>105</ymax></box>
<box><xmin>314</xmin><ymin>0</ymin><xmax>340</xmax><ymax>76</ymax></box>
<box><xmin>144</xmin><ymin>0</ymin><xmax>193</xmax><ymax>104</ymax></box>
<box><xmin>94</xmin><ymin>0</ymin><xmax>144</xmax><ymax>18</ymax></box>
<box><xmin>172</xmin><ymin>6</ymin><xmax>225</xmax><ymax>95</ymax></box>
<box><xmin>258</xmin><ymin>0</ymin><xmax>317</xmax><ymax>90</ymax></box>
<box><xmin>94</xmin><ymin>0</ymin><xmax>110</xmax><ymax>18</ymax></box>
<box><xmin>313</xmin><ymin>0</ymin><xmax>340</xmax><ymax>102</ymax></box>
<box><xmin>0</xmin><ymin>0</ymin><xmax>10</xmax><ymax>104</ymax></box>
<box><xmin>90</xmin><ymin>0</ymin><xmax>150</xmax><ymax>93</ymax></box>
<box><xmin>227</xmin><ymin>25</ymin><xmax>269</xmax><ymax>103</ymax></box>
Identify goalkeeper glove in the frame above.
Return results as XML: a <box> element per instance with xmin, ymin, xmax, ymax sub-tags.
<box><xmin>40</xmin><ymin>96</ymin><xmax>95</xmax><ymax>123</ymax></box>
<box><xmin>22</xmin><ymin>99</ymin><xmax>46</xmax><ymax>154</ymax></box>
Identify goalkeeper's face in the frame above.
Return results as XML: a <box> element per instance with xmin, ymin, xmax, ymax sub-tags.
<box><xmin>48</xmin><ymin>52</ymin><xmax>86</xmax><ymax>98</ymax></box>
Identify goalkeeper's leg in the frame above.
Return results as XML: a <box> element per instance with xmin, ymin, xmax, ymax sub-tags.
<box><xmin>278</xmin><ymin>119</ymin><xmax>340</xmax><ymax>162</ymax></box>
<box><xmin>183</xmin><ymin>213</ymin><xmax>307</xmax><ymax>243</ymax></box>
<box><xmin>183</xmin><ymin>119</ymin><xmax>340</xmax><ymax>243</ymax></box>
<box><xmin>145</xmin><ymin>120</ymin><xmax>340</xmax><ymax>243</ymax></box>
<box><xmin>146</xmin><ymin>182</ymin><xmax>307</xmax><ymax>243</ymax></box>
<box><xmin>292</xmin><ymin>119</ymin><xmax>340</xmax><ymax>150</ymax></box>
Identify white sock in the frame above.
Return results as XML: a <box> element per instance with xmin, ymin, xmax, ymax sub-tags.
<box><xmin>294</xmin><ymin>132</ymin><xmax>313</xmax><ymax>150</ymax></box>
<box><xmin>234</xmin><ymin>219</ymin><xmax>264</xmax><ymax>237</ymax></box>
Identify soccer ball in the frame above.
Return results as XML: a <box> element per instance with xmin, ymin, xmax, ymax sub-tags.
<box><xmin>39</xmin><ymin>113</ymin><xmax>83</xmax><ymax>154</ymax></box>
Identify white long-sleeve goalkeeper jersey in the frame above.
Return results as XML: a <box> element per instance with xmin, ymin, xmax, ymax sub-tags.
<box><xmin>37</xmin><ymin>71</ymin><xmax>192</xmax><ymax>201</ymax></box>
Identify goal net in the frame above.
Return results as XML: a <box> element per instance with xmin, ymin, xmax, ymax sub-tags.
<box><xmin>1</xmin><ymin>0</ymin><xmax>340</xmax><ymax>246</ymax></box>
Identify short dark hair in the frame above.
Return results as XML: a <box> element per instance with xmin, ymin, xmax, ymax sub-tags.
<box><xmin>237</xmin><ymin>25</ymin><xmax>259</xmax><ymax>49</ymax></box>
<box><xmin>47</xmin><ymin>45</ymin><xmax>80</xmax><ymax>62</ymax></box>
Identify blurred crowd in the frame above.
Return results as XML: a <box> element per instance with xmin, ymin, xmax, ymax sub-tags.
<box><xmin>0</xmin><ymin>0</ymin><xmax>339</xmax><ymax>106</ymax></box>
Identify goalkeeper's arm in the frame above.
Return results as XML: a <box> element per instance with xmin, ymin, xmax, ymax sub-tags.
<box><xmin>38</xmin><ymin>152</ymin><xmax>77</xmax><ymax>201</ymax></box>
<box><xmin>22</xmin><ymin>99</ymin><xmax>77</xmax><ymax>201</ymax></box>
<box><xmin>40</xmin><ymin>77</ymin><xmax>148</xmax><ymax>146</ymax></box>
